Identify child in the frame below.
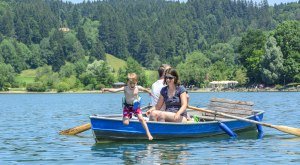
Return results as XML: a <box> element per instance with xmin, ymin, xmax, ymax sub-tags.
<box><xmin>102</xmin><ymin>73</ymin><xmax>153</xmax><ymax>140</ymax></box>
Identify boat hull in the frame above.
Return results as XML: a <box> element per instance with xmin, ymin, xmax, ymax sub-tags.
<box><xmin>90</xmin><ymin>110</ymin><xmax>264</xmax><ymax>141</ymax></box>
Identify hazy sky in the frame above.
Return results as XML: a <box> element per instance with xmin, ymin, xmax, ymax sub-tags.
<box><xmin>64</xmin><ymin>0</ymin><xmax>298</xmax><ymax>6</ymax></box>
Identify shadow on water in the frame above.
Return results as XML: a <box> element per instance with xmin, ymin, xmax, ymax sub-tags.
<box><xmin>90</xmin><ymin>129</ymin><xmax>264</xmax><ymax>164</ymax></box>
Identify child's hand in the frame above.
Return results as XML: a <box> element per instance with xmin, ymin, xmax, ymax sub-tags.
<box><xmin>146</xmin><ymin>109</ymin><xmax>152</xmax><ymax>116</ymax></box>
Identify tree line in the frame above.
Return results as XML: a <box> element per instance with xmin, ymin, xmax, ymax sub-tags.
<box><xmin>0</xmin><ymin>0</ymin><xmax>299</xmax><ymax>91</ymax></box>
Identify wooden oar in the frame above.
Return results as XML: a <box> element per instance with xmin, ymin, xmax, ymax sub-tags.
<box><xmin>59</xmin><ymin>105</ymin><xmax>152</xmax><ymax>135</ymax></box>
<box><xmin>59</xmin><ymin>123</ymin><xmax>91</xmax><ymax>135</ymax></box>
<box><xmin>188</xmin><ymin>105</ymin><xmax>300</xmax><ymax>137</ymax></box>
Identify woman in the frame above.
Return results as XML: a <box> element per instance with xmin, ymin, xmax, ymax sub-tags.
<box><xmin>148</xmin><ymin>68</ymin><xmax>188</xmax><ymax>122</ymax></box>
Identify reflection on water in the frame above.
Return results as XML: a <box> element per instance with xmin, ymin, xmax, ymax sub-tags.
<box><xmin>92</xmin><ymin>141</ymin><xmax>190</xmax><ymax>165</ymax></box>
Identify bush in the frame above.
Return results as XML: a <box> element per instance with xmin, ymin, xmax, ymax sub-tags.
<box><xmin>275</xmin><ymin>84</ymin><xmax>283</xmax><ymax>90</ymax></box>
<box><xmin>56</xmin><ymin>82</ymin><xmax>70</xmax><ymax>93</ymax></box>
<box><xmin>3</xmin><ymin>83</ymin><xmax>11</xmax><ymax>91</ymax></box>
<box><xmin>95</xmin><ymin>84</ymin><xmax>105</xmax><ymax>90</ymax></box>
<box><xmin>84</xmin><ymin>84</ymin><xmax>94</xmax><ymax>90</ymax></box>
<box><xmin>26</xmin><ymin>82</ymin><xmax>46</xmax><ymax>92</ymax></box>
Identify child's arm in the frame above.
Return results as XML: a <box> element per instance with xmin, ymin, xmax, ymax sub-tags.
<box><xmin>102</xmin><ymin>87</ymin><xmax>124</xmax><ymax>93</ymax></box>
<box><xmin>137</xmin><ymin>86</ymin><xmax>152</xmax><ymax>95</ymax></box>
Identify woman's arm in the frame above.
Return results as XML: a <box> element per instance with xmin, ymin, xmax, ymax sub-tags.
<box><xmin>155</xmin><ymin>95</ymin><xmax>164</xmax><ymax>110</ymax></box>
<box><xmin>138</xmin><ymin>86</ymin><xmax>152</xmax><ymax>94</ymax></box>
<box><xmin>146</xmin><ymin>94</ymin><xmax>164</xmax><ymax>116</ymax></box>
<box><xmin>174</xmin><ymin>92</ymin><xmax>188</xmax><ymax>120</ymax></box>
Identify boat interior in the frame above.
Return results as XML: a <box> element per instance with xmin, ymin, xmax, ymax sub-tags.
<box><xmin>91</xmin><ymin>98</ymin><xmax>261</xmax><ymax>123</ymax></box>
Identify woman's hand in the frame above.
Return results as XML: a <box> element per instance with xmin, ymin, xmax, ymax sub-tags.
<box><xmin>174</xmin><ymin>112</ymin><xmax>181</xmax><ymax>121</ymax></box>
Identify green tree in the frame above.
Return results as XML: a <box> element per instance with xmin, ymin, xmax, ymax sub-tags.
<box><xmin>274</xmin><ymin>21</ymin><xmax>300</xmax><ymax>83</ymax></box>
<box><xmin>63</xmin><ymin>32</ymin><xmax>85</xmax><ymax>63</ymax></box>
<box><xmin>260</xmin><ymin>36</ymin><xmax>284</xmax><ymax>85</ymax></box>
<box><xmin>40</xmin><ymin>38</ymin><xmax>54</xmax><ymax>67</ymax></box>
<box><xmin>238</xmin><ymin>29</ymin><xmax>266</xmax><ymax>84</ymax></box>
<box><xmin>90</xmin><ymin>39</ymin><xmax>105</xmax><ymax>61</ymax></box>
<box><xmin>0</xmin><ymin>6</ymin><xmax>14</xmax><ymax>37</ymax></box>
<box><xmin>0</xmin><ymin>39</ymin><xmax>28</xmax><ymax>73</ymax></box>
<box><xmin>81</xmin><ymin>19</ymin><xmax>100</xmax><ymax>51</ymax></box>
<box><xmin>177</xmin><ymin>51</ymin><xmax>211</xmax><ymax>87</ymax></box>
<box><xmin>15</xmin><ymin>41</ymin><xmax>31</xmax><ymax>71</ymax></box>
<box><xmin>206</xmin><ymin>43</ymin><xmax>235</xmax><ymax>65</ymax></box>
<box><xmin>0</xmin><ymin>63</ymin><xmax>15</xmax><ymax>91</ymax></box>
<box><xmin>118</xmin><ymin>57</ymin><xmax>148</xmax><ymax>87</ymax></box>
<box><xmin>98</xmin><ymin>15</ymin><xmax>128</xmax><ymax>58</ymax></box>
<box><xmin>28</xmin><ymin>44</ymin><xmax>44</xmax><ymax>68</ymax></box>
<box><xmin>77</xmin><ymin>26</ymin><xmax>89</xmax><ymax>50</ymax></box>
<box><xmin>59</xmin><ymin>63</ymin><xmax>76</xmax><ymax>78</ymax></box>
<box><xmin>233</xmin><ymin>67</ymin><xmax>248</xmax><ymax>86</ymax></box>
<box><xmin>80</xmin><ymin>60</ymin><xmax>114</xmax><ymax>89</ymax></box>
<box><xmin>35</xmin><ymin>65</ymin><xmax>59</xmax><ymax>89</ymax></box>
<box><xmin>71</xmin><ymin>6</ymin><xmax>81</xmax><ymax>28</ymax></box>
<box><xmin>56</xmin><ymin>82</ymin><xmax>70</xmax><ymax>92</ymax></box>
<box><xmin>208</xmin><ymin>60</ymin><xmax>230</xmax><ymax>81</ymax></box>
<box><xmin>48</xmin><ymin>30</ymin><xmax>66</xmax><ymax>72</ymax></box>
<box><xmin>74</xmin><ymin>59</ymin><xmax>88</xmax><ymax>77</ymax></box>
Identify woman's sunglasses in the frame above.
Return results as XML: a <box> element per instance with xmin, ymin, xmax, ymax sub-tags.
<box><xmin>165</xmin><ymin>75</ymin><xmax>174</xmax><ymax>80</ymax></box>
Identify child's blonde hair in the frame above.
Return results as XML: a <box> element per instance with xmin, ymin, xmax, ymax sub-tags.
<box><xmin>127</xmin><ymin>73</ymin><xmax>138</xmax><ymax>83</ymax></box>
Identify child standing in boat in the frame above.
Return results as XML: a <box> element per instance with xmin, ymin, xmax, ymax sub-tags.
<box><xmin>102</xmin><ymin>73</ymin><xmax>153</xmax><ymax>140</ymax></box>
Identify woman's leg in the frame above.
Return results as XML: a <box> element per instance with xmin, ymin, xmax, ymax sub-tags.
<box><xmin>163</xmin><ymin>111</ymin><xmax>187</xmax><ymax>122</ymax></box>
<box><xmin>149</xmin><ymin>110</ymin><xmax>165</xmax><ymax>122</ymax></box>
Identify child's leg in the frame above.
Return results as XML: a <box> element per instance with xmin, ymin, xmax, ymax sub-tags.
<box><xmin>123</xmin><ymin>117</ymin><xmax>130</xmax><ymax>125</ymax></box>
<box><xmin>137</xmin><ymin>114</ymin><xmax>153</xmax><ymax>140</ymax></box>
<box><xmin>123</xmin><ymin>106</ymin><xmax>131</xmax><ymax>125</ymax></box>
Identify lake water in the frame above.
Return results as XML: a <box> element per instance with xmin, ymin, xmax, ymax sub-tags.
<box><xmin>0</xmin><ymin>92</ymin><xmax>299</xmax><ymax>164</ymax></box>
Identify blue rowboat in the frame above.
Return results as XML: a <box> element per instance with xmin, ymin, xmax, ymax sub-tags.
<box><xmin>90</xmin><ymin>108</ymin><xmax>264</xmax><ymax>142</ymax></box>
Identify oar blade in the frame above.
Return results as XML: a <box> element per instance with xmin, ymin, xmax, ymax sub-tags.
<box><xmin>273</xmin><ymin>125</ymin><xmax>300</xmax><ymax>137</ymax></box>
<box><xmin>59</xmin><ymin>123</ymin><xmax>91</xmax><ymax>135</ymax></box>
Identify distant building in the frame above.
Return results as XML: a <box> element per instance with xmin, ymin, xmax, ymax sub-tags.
<box><xmin>59</xmin><ymin>27</ymin><xmax>70</xmax><ymax>32</ymax></box>
<box><xmin>113</xmin><ymin>82</ymin><xmax>125</xmax><ymax>88</ymax></box>
<box><xmin>209</xmin><ymin>81</ymin><xmax>238</xmax><ymax>89</ymax></box>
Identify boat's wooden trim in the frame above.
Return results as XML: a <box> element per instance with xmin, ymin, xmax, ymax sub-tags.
<box><xmin>205</xmin><ymin>98</ymin><xmax>255</xmax><ymax>118</ymax></box>
<box><xmin>210</xmin><ymin>98</ymin><xmax>254</xmax><ymax>106</ymax></box>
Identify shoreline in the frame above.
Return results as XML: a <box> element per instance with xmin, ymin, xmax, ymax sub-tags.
<box><xmin>1</xmin><ymin>87</ymin><xmax>299</xmax><ymax>94</ymax></box>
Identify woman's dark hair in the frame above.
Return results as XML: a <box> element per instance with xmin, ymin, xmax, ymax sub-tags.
<box><xmin>164</xmin><ymin>68</ymin><xmax>180</xmax><ymax>85</ymax></box>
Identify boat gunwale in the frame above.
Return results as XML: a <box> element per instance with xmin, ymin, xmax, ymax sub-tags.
<box><xmin>90</xmin><ymin>110</ymin><xmax>264</xmax><ymax>125</ymax></box>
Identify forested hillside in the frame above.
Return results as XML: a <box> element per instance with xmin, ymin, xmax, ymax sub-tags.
<box><xmin>0</xmin><ymin>0</ymin><xmax>299</xmax><ymax>91</ymax></box>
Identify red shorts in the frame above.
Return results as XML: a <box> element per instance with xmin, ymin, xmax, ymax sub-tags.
<box><xmin>123</xmin><ymin>106</ymin><xmax>142</xmax><ymax>119</ymax></box>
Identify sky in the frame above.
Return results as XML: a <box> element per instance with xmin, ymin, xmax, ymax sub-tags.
<box><xmin>64</xmin><ymin>0</ymin><xmax>299</xmax><ymax>6</ymax></box>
